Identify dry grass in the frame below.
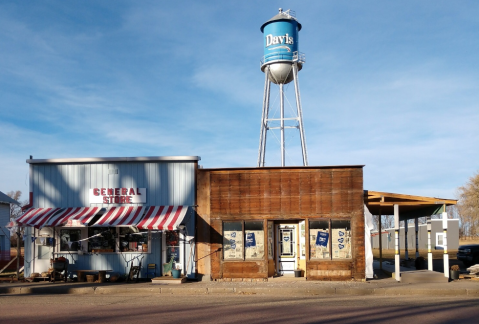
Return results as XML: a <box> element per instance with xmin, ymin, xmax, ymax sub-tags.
<box><xmin>9</xmin><ymin>247</ymin><xmax>24</xmax><ymax>257</ymax></box>
<box><xmin>460</xmin><ymin>238</ymin><xmax>479</xmax><ymax>245</ymax></box>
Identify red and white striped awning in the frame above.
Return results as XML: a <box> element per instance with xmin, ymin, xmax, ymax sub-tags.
<box><xmin>137</xmin><ymin>206</ymin><xmax>188</xmax><ymax>230</ymax></box>
<box><xmin>44</xmin><ymin>207</ymin><xmax>101</xmax><ymax>227</ymax></box>
<box><xmin>16</xmin><ymin>208</ymin><xmax>62</xmax><ymax>228</ymax></box>
<box><xmin>92</xmin><ymin>206</ymin><xmax>146</xmax><ymax>227</ymax></box>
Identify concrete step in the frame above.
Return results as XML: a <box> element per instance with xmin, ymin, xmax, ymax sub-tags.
<box><xmin>400</xmin><ymin>270</ymin><xmax>448</xmax><ymax>283</ymax></box>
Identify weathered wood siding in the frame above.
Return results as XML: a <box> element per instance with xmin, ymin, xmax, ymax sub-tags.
<box><xmin>196</xmin><ymin>167</ymin><xmax>365</xmax><ymax>281</ymax></box>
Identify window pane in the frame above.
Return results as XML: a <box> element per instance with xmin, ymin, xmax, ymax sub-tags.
<box><xmin>88</xmin><ymin>227</ymin><xmax>116</xmax><ymax>252</ymax></box>
<box><xmin>165</xmin><ymin>231</ymin><xmax>180</xmax><ymax>263</ymax></box>
<box><xmin>331</xmin><ymin>220</ymin><xmax>351</xmax><ymax>259</ymax></box>
<box><xmin>245</xmin><ymin>221</ymin><xmax>264</xmax><ymax>259</ymax></box>
<box><xmin>60</xmin><ymin>229</ymin><xmax>81</xmax><ymax>252</ymax></box>
<box><xmin>119</xmin><ymin>227</ymin><xmax>149</xmax><ymax>252</ymax></box>
<box><xmin>223</xmin><ymin>222</ymin><xmax>243</xmax><ymax>260</ymax></box>
<box><xmin>310</xmin><ymin>220</ymin><xmax>330</xmax><ymax>259</ymax></box>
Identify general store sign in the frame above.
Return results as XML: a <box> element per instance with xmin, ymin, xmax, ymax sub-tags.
<box><xmin>89</xmin><ymin>188</ymin><xmax>146</xmax><ymax>204</ymax></box>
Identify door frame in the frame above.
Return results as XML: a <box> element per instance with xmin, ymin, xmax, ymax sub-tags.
<box><xmin>275</xmin><ymin>224</ymin><xmax>298</xmax><ymax>276</ymax></box>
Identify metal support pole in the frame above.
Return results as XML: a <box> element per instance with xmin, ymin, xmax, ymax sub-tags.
<box><xmin>415</xmin><ymin>218</ymin><xmax>419</xmax><ymax>258</ymax></box>
<box><xmin>404</xmin><ymin>220</ymin><xmax>409</xmax><ymax>260</ymax></box>
<box><xmin>427</xmin><ymin>216</ymin><xmax>432</xmax><ymax>271</ymax></box>
<box><xmin>442</xmin><ymin>209</ymin><xmax>449</xmax><ymax>278</ymax></box>
<box><xmin>292</xmin><ymin>63</ymin><xmax>308</xmax><ymax>166</ymax></box>
<box><xmin>394</xmin><ymin>204</ymin><xmax>400</xmax><ymax>281</ymax></box>
<box><xmin>280</xmin><ymin>83</ymin><xmax>285</xmax><ymax>167</ymax></box>
<box><xmin>16</xmin><ymin>231</ymin><xmax>20</xmax><ymax>280</ymax></box>
<box><xmin>258</xmin><ymin>66</ymin><xmax>270</xmax><ymax>167</ymax></box>
<box><xmin>378</xmin><ymin>208</ymin><xmax>382</xmax><ymax>270</ymax></box>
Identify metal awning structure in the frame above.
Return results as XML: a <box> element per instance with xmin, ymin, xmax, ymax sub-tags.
<box><xmin>92</xmin><ymin>206</ymin><xmax>146</xmax><ymax>227</ymax></box>
<box><xmin>365</xmin><ymin>190</ymin><xmax>457</xmax><ymax>220</ymax></box>
<box><xmin>365</xmin><ymin>190</ymin><xmax>457</xmax><ymax>282</ymax></box>
<box><xmin>137</xmin><ymin>206</ymin><xmax>188</xmax><ymax>230</ymax></box>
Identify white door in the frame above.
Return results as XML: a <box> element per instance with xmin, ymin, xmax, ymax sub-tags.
<box><xmin>34</xmin><ymin>227</ymin><xmax>54</xmax><ymax>274</ymax></box>
<box><xmin>277</xmin><ymin>225</ymin><xmax>297</xmax><ymax>276</ymax></box>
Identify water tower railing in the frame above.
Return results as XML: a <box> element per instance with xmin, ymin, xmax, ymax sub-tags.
<box><xmin>260</xmin><ymin>51</ymin><xmax>306</xmax><ymax>67</ymax></box>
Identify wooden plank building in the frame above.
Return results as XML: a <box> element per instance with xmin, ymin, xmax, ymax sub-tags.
<box><xmin>196</xmin><ymin>165</ymin><xmax>365</xmax><ymax>281</ymax></box>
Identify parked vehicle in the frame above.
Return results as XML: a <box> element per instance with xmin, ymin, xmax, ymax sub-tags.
<box><xmin>457</xmin><ymin>244</ymin><xmax>479</xmax><ymax>267</ymax></box>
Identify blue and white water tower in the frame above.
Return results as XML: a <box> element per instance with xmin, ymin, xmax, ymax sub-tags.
<box><xmin>258</xmin><ymin>9</ymin><xmax>308</xmax><ymax>167</ymax></box>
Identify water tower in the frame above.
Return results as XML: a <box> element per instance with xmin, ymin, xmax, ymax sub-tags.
<box><xmin>258</xmin><ymin>8</ymin><xmax>308</xmax><ymax>167</ymax></box>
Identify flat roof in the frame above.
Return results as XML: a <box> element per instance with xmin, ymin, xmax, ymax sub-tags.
<box><xmin>199</xmin><ymin>165</ymin><xmax>365</xmax><ymax>171</ymax></box>
<box><xmin>27</xmin><ymin>156</ymin><xmax>201</xmax><ymax>164</ymax></box>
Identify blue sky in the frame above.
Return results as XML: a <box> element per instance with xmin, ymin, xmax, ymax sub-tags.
<box><xmin>0</xmin><ymin>1</ymin><xmax>478</xmax><ymax>200</ymax></box>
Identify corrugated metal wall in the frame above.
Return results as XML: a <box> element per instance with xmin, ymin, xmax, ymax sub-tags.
<box><xmin>0</xmin><ymin>204</ymin><xmax>10</xmax><ymax>260</ymax></box>
<box><xmin>24</xmin><ymin>160</ymin><xmax>196</xmax><ymax>278</ymax></box>
<box><xmin>31</xmin><ymin>161</ymin><xmax>196</xmax><ymax>208</ymax></box>
<box><xmin>371</xmin><ymin>219</ymin><xmax>460</xmax><ymax>250</ymax></box>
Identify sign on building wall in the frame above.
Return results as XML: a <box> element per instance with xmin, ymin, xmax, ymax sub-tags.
<box><xmin>89</xmin><ymin>188</ymin><xmax>147</xmax><ymax>204</ymax></box>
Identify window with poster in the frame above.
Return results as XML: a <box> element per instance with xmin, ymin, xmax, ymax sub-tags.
<box><xmin>223</xmin><ymin>221</ymin><xmax>265</xmax><ymax>260</ymax></box>
<box><xmin>165</xmin><ymin>230</ymin><xmax>180</xmax><ymax>263</ymax></box>
<box><xmin>119</xmin><ymin>228</ymin><xmax>149</xmax><ymax>253</ymax></box>
<box><xmin>309</xmin><ymin>219</ymin><xmax>351</xmax><ymax>260</ymax></box>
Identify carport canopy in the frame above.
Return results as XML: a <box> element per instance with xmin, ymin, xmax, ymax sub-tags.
<box><xmin>364</xmin><ymin>190</ymin><xmax>457</xmax><ymax>281</ymax></box>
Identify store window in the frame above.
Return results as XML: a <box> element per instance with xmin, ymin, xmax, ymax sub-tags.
<box><xmin>119</xmin><ymin>228</ymin><xmax>149</xmax><ymax>252</ymax></box>
<box><xmin>223</xmin><ymin>221</ymin><xmax>264</xmax><ymax>260</ymax></box>
<box><xmin>60</xmin><ymin>229</ymin><xmax>81</xmax><ymax>252</ymax></box>
<box><xmin>165</xmin><ymin>230</ymin><xmax>180</xmax><ymax>263</ymax></box>
<box><xmin>88</xmin><ymin>227</ymin><xmax>116</xmax><ymax>252</ymax></box>
<box><xmin>245</xmin><ymin>221</ymin><xmax>264</xmax><ymax>260</ymax></box>
<box><xmin>223</xmin><ymin>222</ymin><xmax>243</xmax><ymax>260</ymax></box>
<box><xmin>310</xmin><ymin>220</ymin><xmax>330</xmax><ymax>259</ymax></box>
<box><xmin>331</xmin><ymin>220</ymin><xmax>351</xmax><ymax>259</ymax></box>
<box><xmin>309</xmin><ymin>219</ymin><xmax>351</xmax><ymax>260</ymax></box>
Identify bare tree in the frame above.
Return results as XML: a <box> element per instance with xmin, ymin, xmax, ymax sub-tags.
<box><xmin>6</xmin><ymin>190</ymin><xmax>23</xmax><ymax>219</ymax></box>
<box><xmin>457</xmin><ymin>171</ymin><xmax>479</xmax><ymax>239</ymax></box>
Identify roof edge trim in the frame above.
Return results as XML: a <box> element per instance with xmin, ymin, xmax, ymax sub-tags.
<box><xmin>27</xmin><ymin>156</ymin><xmax>201</xmax><ymax>164</ymax></box>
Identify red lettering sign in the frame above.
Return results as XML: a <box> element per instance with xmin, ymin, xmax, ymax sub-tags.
<box><xmin>93</xmin><ymin>188</ymin><xmax>100</xmax><ymax>196</ymax></box>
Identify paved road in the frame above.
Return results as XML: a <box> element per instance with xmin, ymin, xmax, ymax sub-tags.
<box><xmin>1</xmin><ymin>294</ymin><xmax>478</xmax><ymax>323</ymax></box>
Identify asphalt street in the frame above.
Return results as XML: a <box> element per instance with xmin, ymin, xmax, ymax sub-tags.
<box><xmin>1</xmin><ymin>294</ymin><xmax>478</xmax><ymax>324</ymax></box>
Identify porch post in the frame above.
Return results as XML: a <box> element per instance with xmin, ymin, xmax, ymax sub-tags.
<box><xmin>394</xmin><ymin>204</ymin><xmax>400</xmax><ymax>281</ymax></box>
<box><xmin>404</xmin><ymin>219</ymin><xmax>409</xmax><ymax>260</ymax></box>
<box><xmin>427</xmin><ymin>217</ymin><xmax>433</xmax><ymax>271</ymax></box>
<box><xmin>442</xmin><ymin>208</ymin><xmax>449</xmax><ymax>278</ymax></box>
<box><xmin>415</xmin><ymin>218</ymin><xmax>419</xmax><ymax>258</ymax></box>
<box><xmin>378</xmin><ymin>207</ymin><xmax>382</xmax><ymax>270</ymax></box>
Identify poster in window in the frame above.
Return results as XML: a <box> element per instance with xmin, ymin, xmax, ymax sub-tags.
<box><xmin>245</xmin><ymin>231</ymin><xmax>264</xmax><ymax>259</ymax></box>
<box><xmin>224</xmin><ymin>230</ymin><xmax>242</xmax><ymax>259</ymax></box>
<box><xmin>310</xmin><ymin>229</ymin><xmax>329</xmax><ymax>259</ymax></box>
<box><xmin>331</xmin><ymin>228</ymin><xmax>351</xmax><ymax>259</ymax></box>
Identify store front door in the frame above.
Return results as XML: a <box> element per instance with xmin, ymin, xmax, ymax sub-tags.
<box><xmin>276</xmin><ymin>224</ymin><xmax>297</xmax><ymax>276</ymax></box>
<box><xmin>34</xmin><ymin>227</ymin><xmax>54</xmax><ymax>274</ymax></box>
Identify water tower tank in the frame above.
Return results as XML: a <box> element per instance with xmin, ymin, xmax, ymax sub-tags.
<box><xmin>260</xmin><ymin>8</ymin><xmax>303</xmax><ymax>84</ymax></box>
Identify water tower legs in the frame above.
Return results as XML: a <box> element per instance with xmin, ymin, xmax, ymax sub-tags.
<box><xmin>257</xmin><ymin>63</ymin><xmax>309</xmax><ymax>167</ymax></box>
<box><xmin>292</xmin><ymin>63</ymin><xmax>309</xmax><ymax>166</ymax></box>
<box><xmin>257</xmin><ymin>66</ymin><xmax>271</xmax><ymax>167</ymax></box>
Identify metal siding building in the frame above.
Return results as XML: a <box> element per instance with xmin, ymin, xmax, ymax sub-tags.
<box><xmin>23</xmin><ymin>157</ymin><xmax>199</xmax><ymax>280</ymax></box>
<box><xmin>371</xmin><ymin>219</ymin><xmax>460</xmax><ymax>251</ymax></box>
